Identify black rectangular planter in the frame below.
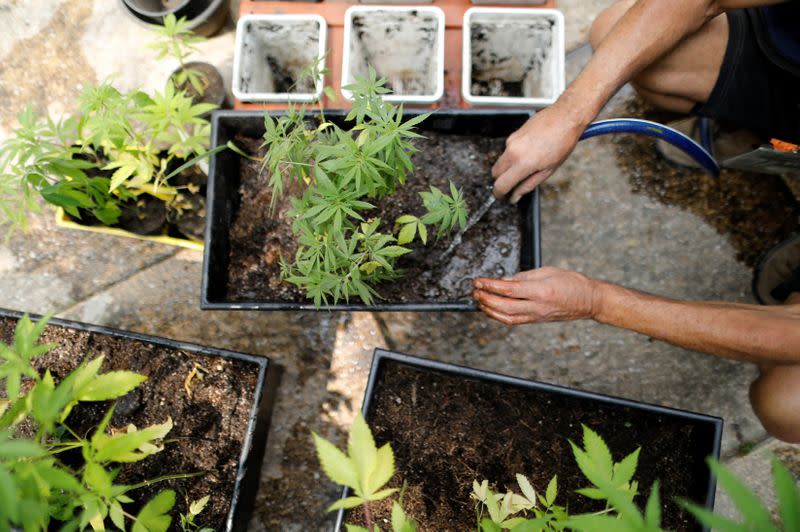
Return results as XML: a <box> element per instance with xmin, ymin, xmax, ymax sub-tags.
<box><xmin>201</xmin><ymin>110</ymin><xmax>541</xmax><ymax>311</ymax></box>
<box><xmin>0</xmin><ymin>308</ymin><xmax>279</xmax><ymax>532</ymax></box>
<box><xmin>335</xmin><ymin>349</ymin><xmax>723</xmax><ymax>531</ymax></box>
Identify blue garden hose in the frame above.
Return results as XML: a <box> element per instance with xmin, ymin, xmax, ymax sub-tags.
<box><xmin>579</xmin><ymin>118</ymin><xmax>720</xmax><ymax>177</ymax></box>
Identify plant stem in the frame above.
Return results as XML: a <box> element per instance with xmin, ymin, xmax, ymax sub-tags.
<box><xmin>362</xmin><ymin>501</ymin><xmax>374</xmax><ymax>531</ymax></box>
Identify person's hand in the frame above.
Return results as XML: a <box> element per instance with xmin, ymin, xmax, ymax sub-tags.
<box><xmin>492</xmin><ymin>105</ymin><xmax>585</xmax><ymax>204</ymax></box>
<box><xmin>472</xmin><ymin>267</ymin><xmax>603</xmax><ymax>325</ymax></box>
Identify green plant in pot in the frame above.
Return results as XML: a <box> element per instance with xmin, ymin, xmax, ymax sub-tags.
<box><xmin>147</xmin><ymin>13</ymin><xmax>226</xmax><ymax>110</ymax></box>
<box><xmin>262</xmin><ymin>68</ymin><xmax>468</xmax><ymax>307</ymax></box>
<box><xmin>0</xmin><ymin>80</ymin><xmax>227</xmax><ymax>241</ymax></box>
<box><xmin>0</xmin><ymin>314</ymin><xmax>208</xmax><ymax>531</ymax></box>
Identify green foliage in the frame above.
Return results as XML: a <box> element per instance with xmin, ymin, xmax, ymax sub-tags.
<box><xmin>0</xmin><ymin>314</ymin><xmax>191</xmax><ymax>531</ymax></box>
<box><xmin>0</xmin><ymin>78</ymin><xmax>218</xmax><ymax>236</ymax></box>
<box><xmin>680</xmin><ymin>456</ymin><xmax>800</xmax><ymax>532</ymax></box>
<box><xmin>473</xmin><ymin>425</ymin><xmax>664</xmax><ymax>532</ymax></box>
<box><xmin>262</xmin><ymin>68</ymin><xmax>468</xmax><ymax>306</ymax></box>
<box><xmin>313</xmin><ymin>412</ymin><xmax>418</xmax><ymax>532</ymax></box>
<box><xmin>147</xmin><ymin>13</ymin><xmax>208</xmax><ymax>96</ymax></box>
<box><xmin>180</xmin><ymin>495</ymin><xmax>214</xmax><ymax>532</ymax></box>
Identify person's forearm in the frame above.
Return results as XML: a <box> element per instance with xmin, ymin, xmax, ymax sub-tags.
<box><xmin>593</xmin><ymin>281</ymin><xmax>800</xmax><ymax>364</ymax></box>
<box><xmin>558</xmin><ymin>0</ymin><xmax>788</xmax><ymax>130</ymax></box>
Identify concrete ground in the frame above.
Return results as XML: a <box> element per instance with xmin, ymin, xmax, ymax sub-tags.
<box><xmin>0</xmin><ymin>1</ymin><xmax>798</xmax><ymax>530</ymax></box>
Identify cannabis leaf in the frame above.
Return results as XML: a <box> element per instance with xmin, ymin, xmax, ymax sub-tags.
<box><xmin>313</xmin><ymin>412</ymin><xmax>397</xmax><ymax>511</ymax></box>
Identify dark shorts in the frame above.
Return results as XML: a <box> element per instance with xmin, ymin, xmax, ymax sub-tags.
<box><xmin>694</xmin><ymin>9</ymin><xmax>800</xmax><ymax>142</ymax></box>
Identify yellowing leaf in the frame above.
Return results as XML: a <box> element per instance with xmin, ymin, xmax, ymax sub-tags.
<box><xmin>312</xmin><ymin>432</ymin><xmax>358</xmax><ymax>490</ymax></box>
<box><xmin>348</xmin><ymin>413</ymin><xmax>378</xmax><ymax>494</ymax></box>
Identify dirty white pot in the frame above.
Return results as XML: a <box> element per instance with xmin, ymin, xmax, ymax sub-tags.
<box><xmin>232</xmin><ymin>14</ymin><xmax>327</xmax><ymax>103</ymax></box>
<box><xmin>462</xmin><ymin>8</ymin><xmax>565</xmax><ymax>107</ymax></box>
<box><xmin>342</xmin><ymin>6</ymin><xmax>445</xmax><ymax>104</ymax></box>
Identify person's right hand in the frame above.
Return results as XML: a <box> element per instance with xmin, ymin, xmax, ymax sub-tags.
<box><xmin>492</xmin><ymin>104</ymin><xmax>585</xmax><ymax>204</ymax></box>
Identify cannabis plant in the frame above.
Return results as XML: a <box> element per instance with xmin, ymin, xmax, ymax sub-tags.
<box><xmin>313</xmin><ymin>412</ymin><xmax>418</xmax><ymax>532</ymax></box>
<box><xmin>680</xmin><ymin>456</ymin><xmax>800</xmax><ymax>531</ymax></box>
<box><xmin>473</xmin><ymin>425</ymin><xmax>664</xmax><ymax>532</ymax></box>
<box><xmin>261</xmin><ymin>67</ymin><xmax>468</xmax><ymax>306</ymax></box>
<box><xmin>0</xmin><ymin>314</ymin><xmax>192</xmax><ymax>530</ymax></box>
<box><xmin>0</xmin><ymin>81</ymin><xmax>227</xmax><ymax>235</ymax></box>
<box><xmin>147</xmin><ymin>14</ymin><xmax>208</xmax><ymax>97</ymax></box>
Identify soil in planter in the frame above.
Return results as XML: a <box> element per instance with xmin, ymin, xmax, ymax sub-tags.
<box><xmin>66</xmin><ymin>161</ymin><xmax>208</xmax><ymax>243</ymax></box>
<box><xmin>344</xmin><ymin>360</ymin><xmax>710</xmax><ymax>531</ymax></box>
<box><xmin>225</xmin><ymin>131</ymin><xmax>523</xmax><ymax>304</ymax></box>
<box><xmin>0</xmin><ymin>317</ymin><xmax>260</xmax><ymax>531</ymax></box>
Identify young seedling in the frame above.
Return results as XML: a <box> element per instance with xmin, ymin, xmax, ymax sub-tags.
<box><xmin>179</xmin><ymin>495</ymin><xmax>214</xmax><ymax>532</ymax></box>
<box><xmin>0</xmin><ymin>314</ymin><xmax>197</xmax><ymax>531</ymax></box>
<box><xmin>473</xmin><ymin>425</ymin><xmax>664</xmax><ymax>532</ymax></box>
<box><xmin>312</xmin><ymin>412</ymin><xmax>418</xmax><ymax>532</ymax></box>
<box><xmin>147</xmin><ymin>13</ymin><xmax>208</xmax><ymax>97</ymax></box>
<box><xmin>262</xmin><ymin>67</ymin><xmax>468</xmax><ymax>306</ymax></box>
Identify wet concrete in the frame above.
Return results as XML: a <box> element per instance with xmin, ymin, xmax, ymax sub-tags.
<box><xmin>1</xmin><ymin>1</ymin><xmax>798</xmax><ymax>530</ymax></box>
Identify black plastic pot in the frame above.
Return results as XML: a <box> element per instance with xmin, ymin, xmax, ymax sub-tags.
<box><xmin>119</xmin><ymin>0</ymin><xmax>228</xmax><ymax>37</ymax></box>
<box><xmin>201</xmin><ymin>110</ymin><xmax>542</xmax><ymax>311</ymax></box>
<box><xmin>0</xmin><ymin>308</ymin><xmax>279</xmax><ymax>532</ymax></box>
<box><xmin>170</xmin><ymin>61</ymin><xmax>228</xmax><ymax>112</ymax></box>
<box><xmin>334</xmin><ymin>349</ymin><xmax>723</xmax><ymax>531</ymax></box>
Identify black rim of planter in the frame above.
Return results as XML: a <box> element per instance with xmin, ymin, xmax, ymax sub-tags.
<box><xmin>201</xmin><ymin>109</ymin><xmax>542</xmax><ymax>311</ymax></box>
<box><xmin>334</xmin><ymin>348</ymin><xmax>724</xmax><ymax>531</ymax></box>
<box><xmin>0</xmin><ymin>308</ymin><xmax>279</xmax><ymax>532</ymax></box>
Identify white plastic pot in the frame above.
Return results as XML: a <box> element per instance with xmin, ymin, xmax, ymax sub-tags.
<box><xmin>462</xmin><ymin>8</ymin><xmax>565</xmax><ymax>107</ymax></box>
<box><xmin>232</xmin><ymin>14</ymin><xmax>327</xmax><ymax>103</ymax></box>
<box><xmin>342</xmin><ymin>6</ymin><xmax>445</xmax><ymax>104</ymax></box>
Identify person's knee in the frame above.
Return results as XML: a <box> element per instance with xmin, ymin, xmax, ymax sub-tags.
<box><xmin>589</xmin><ymin>0</ymin><xmax>636</xmax><ymax>50</ymax></box>
<box><xmin>750</xmin><ymin>366</ymin><xmax>800</xmax><ymax>443</ymax></box>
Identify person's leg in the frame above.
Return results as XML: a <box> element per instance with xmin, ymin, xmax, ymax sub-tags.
<box><xmin>749</xmin><ymin>292</ymin><xmax>800</xmax><ymax>443</ymax></box>
<box><xmin>589</xmin><ymin>0</ymin><xmax>728</xmax><ymax>113</ymax></box>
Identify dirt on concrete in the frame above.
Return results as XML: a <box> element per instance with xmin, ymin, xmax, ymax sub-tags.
<box><xmin>614</xmin><ymin>99</ymin><xmax>800</xmax><ymax>268</ymax></box>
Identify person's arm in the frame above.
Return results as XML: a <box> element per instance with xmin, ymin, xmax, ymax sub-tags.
<box><xmin>473</xmin><ymin>267</ymin><xmax>800</xmax><ymax>364</ymax></box>
<box><xmin>492</xmin><ymin>0</ymin><xmax>790</xmax><ymax>204</ymax></box>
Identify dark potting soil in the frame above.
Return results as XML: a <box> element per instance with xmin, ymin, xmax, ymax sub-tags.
<box><xmin>67</xmin><ymin>165</ymin><xmax>207</xmax><ymax>243</ymax></box>
<box><xmin>614</xmin><ymin>98</ymin><xmax>800</xmax><ymax>267</ymax></box>
<box><xmin>345</xmin><ymin>361</ymin><xmax>709</xmax><ymax>531</ymax></box>
<box><xmin>0</xmin><ymin>317</ymin><xmax>260</xmax><ymax>531</ymax></box>
<box><xmin>225</xmin><ymin>131</ymin><xmax>523</xmax><ymax>304</ymax></box>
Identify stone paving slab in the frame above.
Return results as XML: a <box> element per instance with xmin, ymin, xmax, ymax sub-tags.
<box><xmin>0</xmin><ymin>207</ymin><xmax>177</xmax><ymax>314</ymax></box>
<box><xmin>714</xmin><ymin>438</ymin><xmax>800</xmax><ymax>522</ymax></box>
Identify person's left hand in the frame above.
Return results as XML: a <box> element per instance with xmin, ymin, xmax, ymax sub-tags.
<box><xmin>473</xmin><ymin>267</ymin><xmax>602</xmax><ymax>325</ymax></box>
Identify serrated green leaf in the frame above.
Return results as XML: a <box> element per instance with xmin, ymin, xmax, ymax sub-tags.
<box><xmin>348</xmin><ymin>413</ymin><xmax>378</xmax><ymax>495</ymax></box>
<box><xmin>367</xmin><ymin>443</ymin><xmax>395</xmax><ymax>494</ymax></box>
<box><xmin>132</xmin><ymin>490</ymin><xmax>175</xmax><ymax>532</ymax></box>
<box><xmin>644</xmin><ymin>481</ymin><xmax>661</xmax><ymax>528</ymax></box>
<box><xmin>189</xmin><ymin>495</ymin><xmax>210</xmax><ymax>516</ymax></box>
<box><xmin>312</xmin><ymin>432</ymin><xmax>359</xmax><ymax>490</ymax></box>
<box><xmin>516</xmin><ymin>474</ymin><xmax>536</xmax><ymax>504</ymax></box>
<box><xmin>613</xmin><ymin>447</ymin><xmax>640</xmax><ymax>487</ymax></box>
<box><xmin>581</xmin><ymin>425</ymin><xmax>614</xmax><ymax>482</ymax></box>
<box><xmin>109</xmin><ymin>500</ymin><xmax>125</xmax><ymax>531</ymax></box>
<box><xmin>77</xmin><ymin>371</ymin><xmax>147</xmax><ymax>401</ymax></box>
<box><xmin>327</xmin><ymin>496</ymin><xmax>364</xmax><ymax>512</ymax></box>
<box><xmin>545</xmin><ymin>475</ymin><xmax>558</xmax><ymax>506</ymax></box>
<box><xmin>397</xmin><ymin>223</ymin><xmax>416</xmax><ymax>245</ymax></box>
